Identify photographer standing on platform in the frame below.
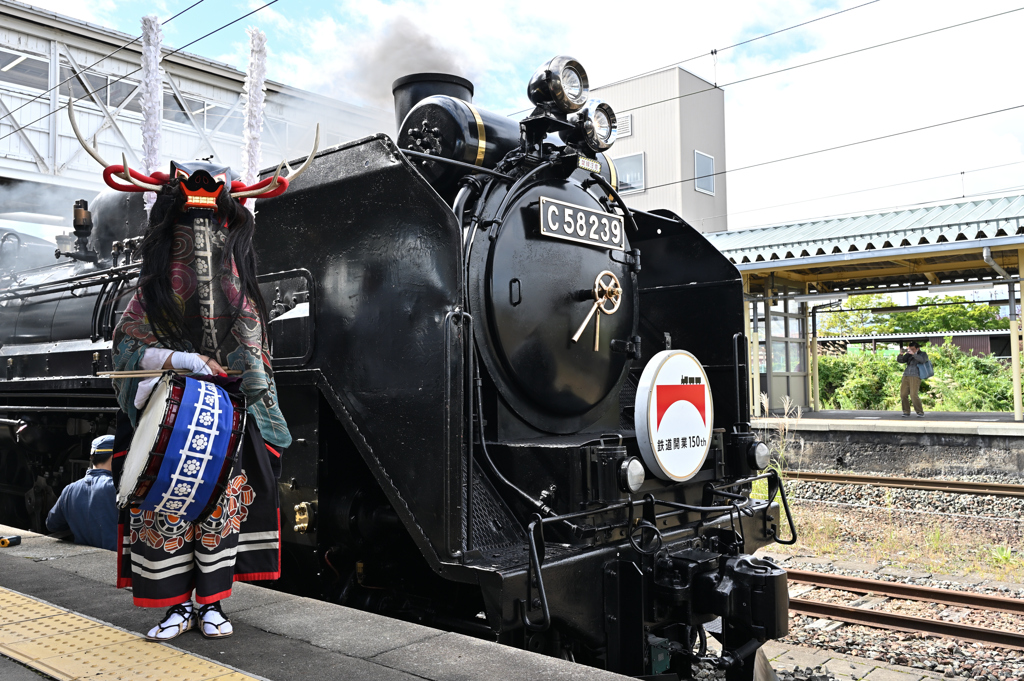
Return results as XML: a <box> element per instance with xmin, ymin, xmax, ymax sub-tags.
<box><xmin>897</xmin><ymin>341</ymin><xmax>929</xmax><ymax>418</ymax></box>
<box><xmin>45</xmin><ymin>435</ymin><xmax>118</xmax><ymax>551</ymax></box>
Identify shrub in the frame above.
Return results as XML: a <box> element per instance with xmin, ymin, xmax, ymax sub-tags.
<box><xmin>819</xmin><ymin>340</ymin><xmax>1013</xmax><ymax>412</ymax></box>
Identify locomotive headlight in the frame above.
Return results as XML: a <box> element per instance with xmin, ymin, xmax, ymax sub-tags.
<box><xmin>619</xmin><ymin>457</ymin><xmax>646</xmax><ymax>494</ymax></box>
<box><xmin>572</xmin><ymin>99</ymin><xmax>618</xmax><ymax>152</ymax></box>
<box><xmin>749</xmin><ymin>441</ymin><xmax>771</xmax><ymax>470</ymax></box>
<box><xmin>561</xmin><ymin>66</ymin><xmax>584</xmax><ymax>102</ymax></box>
<box><xmin>527</xmin><ymin>56</ymin><xmax>589</xmax><ymax>112</ymax></box>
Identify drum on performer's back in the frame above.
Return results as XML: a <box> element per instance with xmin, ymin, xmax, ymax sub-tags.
<box><xmin>118</xmin><ymin>374</ymin><xmax>245</xmax><ymax>522</ymax></box>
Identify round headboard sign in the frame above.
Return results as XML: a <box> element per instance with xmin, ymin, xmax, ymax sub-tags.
<box><xmin>634</xmin><ymin>350</ymin><xmax>714</xmax><ymax>481</ymax></box>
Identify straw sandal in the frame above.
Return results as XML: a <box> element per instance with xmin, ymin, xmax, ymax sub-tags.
<box><xmin>198</xmin><ymin>601</ymin><xmax>233</xmax><ymax>639</ymax></box>
<box><xmin>145</xmin><ymin>603</ymin><xmax>195</xmax><ymax>641</ymax></box>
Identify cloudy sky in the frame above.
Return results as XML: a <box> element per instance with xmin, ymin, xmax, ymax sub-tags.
<box><xmin>23</xmin><ymin>0</ymin><xmax>1024</xmax><ymax>231</ymax></box>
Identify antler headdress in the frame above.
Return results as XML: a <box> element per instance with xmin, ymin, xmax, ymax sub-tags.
<box><xmin>67</xmin><ymin>100</ymin><xmax>319</xmax><ymax>208</ymax></box>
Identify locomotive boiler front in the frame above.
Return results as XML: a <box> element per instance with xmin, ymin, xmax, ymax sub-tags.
<box><xmin>468</xmin><ymin>177</ymin><xmax>638</xmax><ymax>434</ymax></box>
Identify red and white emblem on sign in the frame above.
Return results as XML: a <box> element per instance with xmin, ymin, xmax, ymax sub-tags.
<box><xmin>635</xmin><ymin>350</ymin><xmax>714</xmax><ymax>481</ymax></box>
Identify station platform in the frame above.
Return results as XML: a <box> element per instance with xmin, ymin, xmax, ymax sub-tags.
<box><xmin>754</xmin><ymin>409</ymin><xmax>1024</xmax><ymax>436</ymax></box>
<box><xmin>752</xmin><ymin>411</ymin><xmax>1024</xmax><ymax>475</ymax></box>
<box><xmin>0</xmin><ymin>524</ymin><xmax>626</xmax><ymax>681</ymax></box>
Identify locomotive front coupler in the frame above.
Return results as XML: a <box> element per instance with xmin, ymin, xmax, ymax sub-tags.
<box><xmin>516</xmin><ymin>474</ymin><xmax>793</xmax><ymax>632</ymax></box>
<box><xmin>650</xmin><ymin>547</ymin><xmax>788</xmax><ymax>680</ymax></box>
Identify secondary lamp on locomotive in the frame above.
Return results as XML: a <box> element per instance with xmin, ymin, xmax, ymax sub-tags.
<box><xmin>0</xmin><ymin>54</ymin><xmax>796</xmax><ymax>679</ymax></box>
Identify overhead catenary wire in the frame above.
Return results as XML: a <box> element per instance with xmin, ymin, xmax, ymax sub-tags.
<box><xmin>619</xmin><ymin>4</ymin><xmax>1024</xmax><ymax>115</ymax></box>
<box><xmin>0</xmin><ymin>0</ymin><xmax>206</xmax><ymax>124</ymax></box>
<box><xmin>699</xmin><ymin>159</ymin><xmax>1024</xmax><ymax>225</ymax></box>
<box><xmin>639</xmin><ymin>102</ymin><xmax>1024</xmax><ymax>194</ymax></box>
<box><xmin>0</xmin><ymin>0</ymin><xmax>283</xmax><ymax>145</ymax></box>
<box><xmin>722</xmin><ymin>181</ymin><xmax>1024</xmax><ymax>234</ymax></box>
<box><xmin>600</xmin><ymin>0</ymin><xmax>882</xmax><ymax>89</ymax></box>
<box><xmin>506</xmin><ymin>0</ymin><xmax>882</xmax><ymax>116</ymax></box>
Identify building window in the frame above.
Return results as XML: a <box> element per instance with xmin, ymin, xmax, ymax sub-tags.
<box><xmin>109</xmin><ymin>79</ymin><xmax>143</xmax><ymax>114</ymax></box>
<box><xmin>163</xmin><ymin>92</ymin><xmax>206</xmax><ymax>126</ymax></box>
<box><xmin>694</xmin><ymin>150</ymin><xmax>714</xmax><ymax>195</ymax></box>
<box><xmin>614</xmin><ymin>152</ymin><xmax>644</xmax><ymax>193</ymax></box>
<box><xmin>58</xmin><ymin>66</ymin><xmax>108</xmax><ymax>103</ymax></box>
<box><xmin>0</xmin><ymin>49</ymin><xmax>49</xmax><ymax>92</ymax></box>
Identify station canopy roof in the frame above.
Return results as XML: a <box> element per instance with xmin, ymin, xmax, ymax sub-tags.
<box><xmin>818</xmin><ymin>330</ymin><xmax>1009</xmax><ymax>342</ymax></box>
<box><xmin>706</xmin><ymin>194</ymin><xmax>1024</xmax><ymax>293</ymax></box>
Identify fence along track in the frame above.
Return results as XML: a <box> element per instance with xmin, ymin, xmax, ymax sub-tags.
<box><xmin>788</xmin><ymin>569</ymin><xmax>1024</xmax><ymax>650</ymax></box>
<box><xmin>788</xmin><ymin>471</ymin><xmax>1024</xmax><ymax>498</ymax></box>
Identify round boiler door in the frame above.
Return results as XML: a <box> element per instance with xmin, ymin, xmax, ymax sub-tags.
<box><xmin>487</xmin><ymin>181</ymin><xmax>635</xmax><ymax>416</ymax></box>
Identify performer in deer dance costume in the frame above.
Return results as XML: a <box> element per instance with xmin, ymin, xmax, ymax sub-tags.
<box><xmin>69</xmin><ymin>101</ymin><xmax>318</xmax><ymax>640</ymax></box>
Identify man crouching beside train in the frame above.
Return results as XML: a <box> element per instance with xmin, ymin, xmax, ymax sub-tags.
<box><xmin>109</xmin><ymin>163</ymin><xmax>291</xmax><ymax>642</ymax></box>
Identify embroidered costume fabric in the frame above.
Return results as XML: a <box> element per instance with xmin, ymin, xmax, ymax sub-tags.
<box><xmin>112</xmin><ymin>212</ymin><xmax>291</xmax><ymax>449</ymax></box>
<box><xmin>111</xmin><ymin>211</ymin><xmax>288</xmax><ymax>606</ymax></box>
<box><xmin>114</xmin><ymin>411</ymin><xmax>282</xmax><ymax>606</ymax></box>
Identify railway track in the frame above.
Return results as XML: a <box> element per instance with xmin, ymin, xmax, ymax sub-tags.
<box><xmin>788</xmin><ymin>471</ymin><xmax>1024</xmax><ymax>498</ymax></box>
<box><xmin>788</xmin><ymin>569</ymin><xmax>1024</xmax><ymax>650</ymax></box>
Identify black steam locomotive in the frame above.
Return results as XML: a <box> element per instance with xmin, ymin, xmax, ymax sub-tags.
<box><xmin>0</xmin><ymin>56</ymin><xmax>794</xmax><ymax>679</ymax></box>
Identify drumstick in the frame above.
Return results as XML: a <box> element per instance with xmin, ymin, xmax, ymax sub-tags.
<box><xmin>96</xmin><ymin>369</ymin><xmax>244</xmax><ymax>378</ymax></box>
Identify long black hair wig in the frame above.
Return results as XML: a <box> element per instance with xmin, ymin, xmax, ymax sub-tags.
<box><xmin>134</xmin><ymin>180</ymin><xmax>270</xmax><ymax>352</ymax></box>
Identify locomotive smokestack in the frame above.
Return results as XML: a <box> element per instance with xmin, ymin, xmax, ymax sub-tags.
<box><xmin>392</xmin><ymin>73</ymin><xmax>473</xmax><ymax>134</ymax></box>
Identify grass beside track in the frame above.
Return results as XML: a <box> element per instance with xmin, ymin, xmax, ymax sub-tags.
<box><xmin>779</xmin><ymin>500</ymin><xmax>1024</xmax><ymax>582</ymax></box>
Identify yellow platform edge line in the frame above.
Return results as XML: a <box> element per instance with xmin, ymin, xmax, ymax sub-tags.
<box><xmin>0</xmin><ymin>587</ymin><xmax>261</xmax><ymax>681</ymax></box>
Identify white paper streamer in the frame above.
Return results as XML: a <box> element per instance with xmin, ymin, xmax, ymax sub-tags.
<box><xmin>240</xmin><ymin>27</ymin><xmax>268</xmax><ymax>217</ymax></box>
<box><xmin>139</xmin><ymin>15</ymin><xmax>164</xmax><ymax>215</ymax></box>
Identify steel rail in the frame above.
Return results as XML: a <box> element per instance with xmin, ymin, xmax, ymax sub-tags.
<box><xmin>788</xmin><ymin>471</ymin><xmax>1024</xmax><ymax>498</ymax></box>
<box><xmin>789</xmin><ymin>598</ymin><xmax>1024</xmax><ymax>650</ymax></box>
<box><xmin>787</xmin><ymin>569</ymin><xmax>1024</xmax><ymax>615</ymax></box>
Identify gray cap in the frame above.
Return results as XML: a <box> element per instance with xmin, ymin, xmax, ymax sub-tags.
<box><xmin>90</xmin><ymin>434</ymin><xmax>115</xmax><ymax>464</ymax></box>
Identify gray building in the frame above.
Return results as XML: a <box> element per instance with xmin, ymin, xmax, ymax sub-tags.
<box><xmin>592</xmin><ymin>66</ymin><xmax>727</xmax><ymax>232</ymax></box>
<box><xmin>0</xmin><ymin>0</ymin><xmax>391</xmax><ymax>240</ymax></box>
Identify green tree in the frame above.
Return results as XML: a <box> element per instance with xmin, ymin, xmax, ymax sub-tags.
<box><xmin>817</xmin><ymin>294</ymin><xmax>896</xmax><ymax>336</ymax></box>
<box><xmin>885</xmin><ymin>295</ymin><xmax>1008</xmax><ymax>334</ymax></box>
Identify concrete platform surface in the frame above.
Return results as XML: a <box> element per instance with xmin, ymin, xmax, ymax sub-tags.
<box><xmin>754</xmin><ymin>410</ymin><xmax>1024</xmax><ymax>437</ymax></box>
<box><xmin>0</xmin><ymin>525</ymin><xmax>629</xmax><ymax>681</ymax></box>
<box><xmin>762</xmin><ymin>641</ymin><xmax>946</xmax><ymax>681</ymax></box>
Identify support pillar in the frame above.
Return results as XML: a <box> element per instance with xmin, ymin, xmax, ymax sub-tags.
<box><xmin>751</xmin><ymin>330</ymin><xmax>761</xmax><ymax>417</ymax></box>
<box><xmin>1011</xmin><ymin>318</ymin><xmax>1022</xmax><ymax>422</ymax></box>
<box><xmin>811</xmin><ymin>307</ymin><xmax>820</xmax><ymax>411</ymax></box>
<box><xmin>742</xmin><ymin>296</ymin><xmax>757</xmax><ymax>418</ymax></box>
<box><xmin>1011</xmin><ymin>263</ymin><xmax>1023</xmax><ymax>422</ymax></box>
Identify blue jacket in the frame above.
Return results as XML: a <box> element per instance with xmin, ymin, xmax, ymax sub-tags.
<box><xmin>45</xmin><ymin>469</ymin><xmax>118</xmax><ymax>551</ymax></box>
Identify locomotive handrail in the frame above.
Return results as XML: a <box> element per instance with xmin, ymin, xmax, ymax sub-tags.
<box><xmin>764</xmin><ymin>468</ymin><xmax>797</xmax><ymax>545</ymax></box>
<box><xmin>486</xmin><ymin>161</ymin><xmax>554</xmax><ymax>235</ymax></box>
<box><xmin>732</xmin><ymin>332</ymin><xmax>749</xmax><ymax>425</ymax></box>
<box><xmin>0</xmin><ymin>263</ymin><xmax>140</xmax><ymax>301</ymax></box>
<box><xmin>587</xmin><ymin>171</ymin><xmax>639</xmax><ymax>235</ymax></box>
<box><xmin>444</xmin><ymin>308</ymin><xmax>473</xmax><ymax>557</ymax></box>
<box><xmin>706</xmin><ymin>470</ymin><xmax>797</xmax><ymax>545</ymax></box>
<box><xmin>519</xmin><ymin>515</ymin><xmax>551</xmax><ymax>632</ymax></box>
<box><xmin>401</xmin><ymin>149</ymin><xmax>514</xmax><ymax>181</ymax></box>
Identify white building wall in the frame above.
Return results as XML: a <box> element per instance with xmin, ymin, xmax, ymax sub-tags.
<box><xmin>592</xmin><ymin>67</ymin><xmax>727</xmax><ymax>233</ymax></box>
